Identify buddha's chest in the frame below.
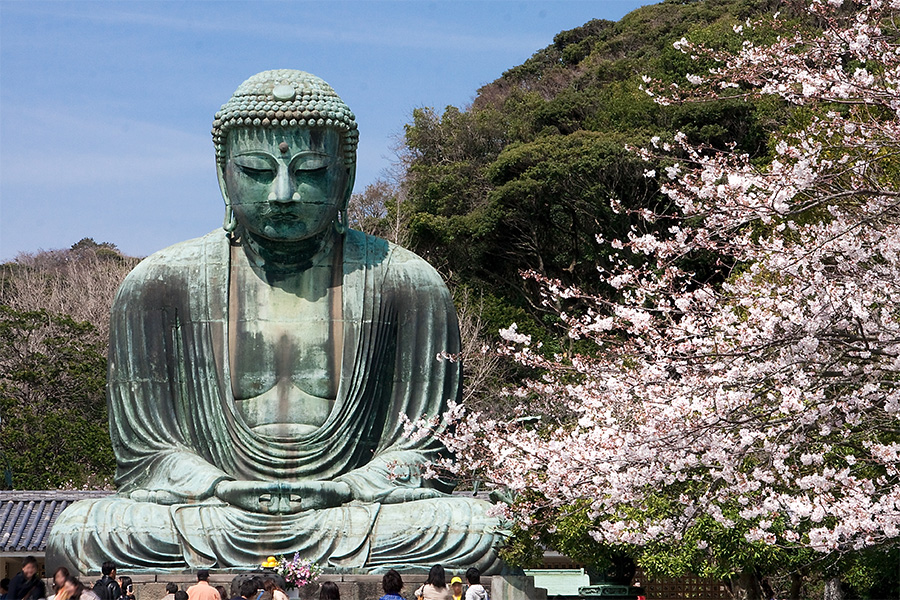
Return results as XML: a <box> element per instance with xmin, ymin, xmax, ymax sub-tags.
<box><xmin>228</xmin><ymin>260</ymin><xmax>342</xmax><ymax>434</ymax></box>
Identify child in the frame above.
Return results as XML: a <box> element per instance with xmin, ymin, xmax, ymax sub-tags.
<box><xmin>464</xmin><ymin>569</ymin><xmax>487</xmax><ymax>600</ymax></box>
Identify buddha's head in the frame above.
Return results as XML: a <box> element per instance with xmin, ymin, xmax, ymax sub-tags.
<box><xmin>212</xmin><ymin>70</ymin><xmax>358</xmax><ymax>242</ymax></box>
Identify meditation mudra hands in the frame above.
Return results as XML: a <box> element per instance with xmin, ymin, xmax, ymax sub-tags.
<box><xmin>215</xmin><ymin>481</ymin><xmax>445</xmax><ymax>512</ymax></box>
<box><xmin>129</xmin><ymin>481</ymin><xmax>352</xmax><ymax>513</ymax></box>
<box><xmin>215</xmin><ymin>480</ymin><xmax>352</xmax><ymax>513</ymax></box>
<box><xmin>129</xmin><ymin>480</ymin><xmax>445</xmax><ymax>513</ymax></box>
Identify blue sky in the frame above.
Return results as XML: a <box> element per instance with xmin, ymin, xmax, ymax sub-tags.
<box><xmin>1</xmin><ymin>1</ymin><xmax>654</xmax><ymax>261</ymax></box>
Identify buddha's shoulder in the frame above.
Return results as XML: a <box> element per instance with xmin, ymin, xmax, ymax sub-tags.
<box><xmin>117</xmin><ymin>231</ymin><xmax>228</xmax><ymax>293</ymax></box>
<box><xmin>346</xmin><ymin>229</ymin><xmax>445</xmax><ymax>285</ymax></box>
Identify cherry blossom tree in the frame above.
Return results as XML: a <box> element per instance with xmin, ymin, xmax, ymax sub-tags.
<box><xmin>414</xmin><ymin>1</ymin><xmax>900</xmax><ymax>598</ymax></box>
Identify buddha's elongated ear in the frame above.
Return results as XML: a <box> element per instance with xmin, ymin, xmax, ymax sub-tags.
<box><xmin>217</xmin><ymin>159</ymin><xmax>237</xmax><ymax>233</ymax></box>
<box><xmin>334</xmin><ymin>163</ymin><xmax>357</xmax><ymax>235</ymax></box>
<box><xmin>341</xmin><ymin>162</ymin><xmax>357</xmax><ymax>211</ymax></box>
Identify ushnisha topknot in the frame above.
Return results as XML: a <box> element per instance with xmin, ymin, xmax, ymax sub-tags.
<box><xmin>212</xmin><ymin>69</ymin><xmax>359</xmax><ymax>168</ymax></box>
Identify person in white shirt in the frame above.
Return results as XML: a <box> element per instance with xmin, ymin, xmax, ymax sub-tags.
<box><xmin>464</xmin><ymin>569</ymin><xmax>487</xmax><ymax>600</ymax></box>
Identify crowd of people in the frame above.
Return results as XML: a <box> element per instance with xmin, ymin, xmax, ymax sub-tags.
<box><xmin>0</xmin><ymin>560</ymin><xmax>489</xmax><ymax>600</ymax></box>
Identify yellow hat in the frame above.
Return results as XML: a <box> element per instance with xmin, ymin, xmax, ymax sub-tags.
<box><xmin>451</xmin><ymin>577</ymin><xmax>462</xmax><ymax>585</ymax></box>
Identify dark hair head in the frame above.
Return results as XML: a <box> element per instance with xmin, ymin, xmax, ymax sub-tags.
<box><xmin>65</xmin><ymin>576</ymin><xmax>85</xmax><ymax>598</ymax></box>
<box><xmin>465</xmin><ymin>568</ymin><xmax>480</xmax><ymax>585</ymax></box>
<box><xmin>240</xmin><ymin>581</ymin><xmax>257</xmax><ymax>599</ymax></box>
<box><xmin>197</xmin><ymin>570</ymin><xmax>210</xmax><ymax>582</ymax></box>
<box><xmin>263</xmin><ymin>581</ymin><xmax>278</xmax><ymax>593</ymax></box>
<box><xmin>53</xmin><ymin>568</ymin><xmax>70</xmax><ymax>590</ymax></box>
<box><xmin>381</xmin><ymin>570</ymin><xmax>402</xmax><ymax>595</ymax></box>
<box><xmin>120</xmin><ymin>577</ymin><xmax>133</xmax><ymax>590</ymax></box>
<box><xmin>426</xmin><ymin>565</ymin><xmax>446</xmax><ymax>589</ymax></box>
<box><xmin>319</xmin><ymin>581</ymin><xmax>340</xmax><ymax>600</ymax></box>
<box><xmin>175</xmin><ymin>592</ymin><xmax>189</xmax><ymax>600</ymax></box>
<box><xmin>23</xmin><ymin>557</ymin><xmax>38</xmax><ymax>568</ymax></box>
<box><xmin>251</xmin><ymin>578</ymin><xmax>264</xmax><ymax>590</ymax></box>
<box><xmin>101</xmin><ymin>562</ymin><xmax>116</xmax><ymax>576</ymax></box>
<box><xmin>1</xmin><ymin>579</ymin><xmax>9</xmax><ymax>591</ymax></box>
<box><xmin>216</xmin><ymin>585</ymin><xmax>228</xmax><ymax>600</ymax></box>
<box><xmin>166</xmin><ymin>584</ymin><xmax>179</xmax><ymax>595</ymax></box>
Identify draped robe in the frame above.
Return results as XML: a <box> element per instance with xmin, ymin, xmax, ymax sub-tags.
<box><xmin>47</xmin><ymin>229</ymin><xmax>502</xmax><ymax>574</ymax></box>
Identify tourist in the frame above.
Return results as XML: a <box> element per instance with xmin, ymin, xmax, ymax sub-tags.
<box><xmin>463</xmin><ymin>569</ymin><xmax>487</xmax><ymax>600</ymax></box>
<box><xmin>262</xmin><ymin>581</ymin><xmax>285</xmax><ymax>600</ymax></box>
<box><xmin>161</xmin><ymin>584</ymin><xmax>178</xmax><ymax>600</ymax></box>
<box><xmin>450</xmin><ymin>577</ymin><xmax>463</xmax><ymax>600</ymax></box>
<box><xmin>64</xmin><ymin>577</ymin><xmax>100</xmax><ymax>600</ymax></box>
<box><xmin>92</xmin><ymin>562</ymin><xmax>122</xmax><ymax>600</ymax></box>
<box><xmin>48</xmin><ymin>568</ymin><xmax>71</xmax><ymax>600</ymax></box>
<box><xmin>249</xmin><ymin>579</ymin><xmax>264</xmax><ymax>600</ymax></box>
<box><xmin>118</xmin><ymin>578</ymin><xmax>135</xmax><ymax>600</ymax></box>
<box><xmin>235</xmin><ymin>581</ymin><xmax>257</xmax><ymax>600</ymax></box>
<box><xmin>415</xmin><ymin>565</ymin><xmax>451</xmax><ymax>600</ymax></box>
<box><xmin>8</xmin><ymin>557</ymin><xmax>46</xmax><ymax>600</ymax></box>
<box><xmin>175</xmin><ymin>592</ymin><xmax>188</xmax><ymax>600</ymax></box>
<box><xmin>378</xmin><ymin>570</ymin><xmax>403</xmax><ymax>600</ymax></box>
<box><xmin>215</xmin><ymin>586</ymin><xmax>228</xmax><ymax>600</ymax></box>
<box><xmin>319</xmin><ymin>583</ymin><xmax>339</xmax><ymax>600</ymax></box>
<box><xmin>188</xmin><ymin>571</ymin><xmax>219</xmax><ymax>600</ymax></box>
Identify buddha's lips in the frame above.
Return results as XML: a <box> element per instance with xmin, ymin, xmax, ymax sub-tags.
<box><xmin>266</xmin><ymin>210</ymin><xmax>300</xmax><ymax>219</ymax></box>
<box><xmin>260</xmin><ymin>206</ymin><xmax>303</xmax><ymax>220</ymax></box>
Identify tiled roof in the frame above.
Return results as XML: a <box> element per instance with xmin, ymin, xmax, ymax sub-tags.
<box><xmin>0</xmin><ymin>490</ymin><xmax>113</xmax><ymax>553</ymax></box>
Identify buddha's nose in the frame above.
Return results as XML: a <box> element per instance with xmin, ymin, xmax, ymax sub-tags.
<box><xmin>268</xmin><ymin>165</ymin><xmax>294</xmax><ymax>203</ymax></box>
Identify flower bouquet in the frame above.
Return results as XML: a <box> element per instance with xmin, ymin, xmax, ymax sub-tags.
<box><xmin>274</xmin><ymin>553</ymin><xmax>321</xmax><ymax>590</ymax></box>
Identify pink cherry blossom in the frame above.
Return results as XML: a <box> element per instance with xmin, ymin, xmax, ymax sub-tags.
<box><xmin>410</xmin><ymin>0</ymin><xmax>900</xmax><ymax>570</ymax></box>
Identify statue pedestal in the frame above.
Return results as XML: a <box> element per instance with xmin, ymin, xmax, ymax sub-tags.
<box><xmin>113</xmin><ymin>573</ymin><xmax>547</xmax><ymax>600</ymax></box>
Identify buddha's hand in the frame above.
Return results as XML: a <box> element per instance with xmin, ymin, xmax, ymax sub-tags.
<box><xmin>214</xmin><ymin>480</ymin><xmax>352</xmax><ymax>514</ymax></box>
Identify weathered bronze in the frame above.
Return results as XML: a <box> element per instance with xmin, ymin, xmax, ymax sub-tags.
<box><xmin>47</xmin><ymin>70</ymin><xmax>503</xmax><ymax>573</ymax></box>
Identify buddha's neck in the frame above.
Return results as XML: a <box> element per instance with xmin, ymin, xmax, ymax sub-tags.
<box><xmin>240</xmin><ymin>228</ymin><xmax>338</xmax><ymax>278</ymax></box>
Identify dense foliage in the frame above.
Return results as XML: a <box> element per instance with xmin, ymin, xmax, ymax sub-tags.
<box><xmin>0</xmin><ymin>239</ymin><xmax>136</xmax><ymax>489</ymax></box>
<box><xmin>399</xmin><ymin>0</ymin><xmax>784</xmax><ymax>307</ymax></box>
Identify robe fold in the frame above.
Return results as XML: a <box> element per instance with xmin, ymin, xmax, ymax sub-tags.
<box><xmin>47</xmin><ymin>229</ymin><xmax>503</xmax><ymax>574</ymax></box>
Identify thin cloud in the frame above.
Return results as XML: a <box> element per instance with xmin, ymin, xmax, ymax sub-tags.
<box><xmin>3</xmin><ymin>2</ymin><xmax>552</xmax><ymax>54</ymax></box>
<box><xmin>1</xmin><ymin>104</ymin><xmax>208</xmax><ymax>187</ymax></box>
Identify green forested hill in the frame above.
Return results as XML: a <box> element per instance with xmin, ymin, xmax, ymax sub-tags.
<box><xmin>390</xmin><ymin>0</ymin><xmax>791</xmax><ymax>344</ymax></box>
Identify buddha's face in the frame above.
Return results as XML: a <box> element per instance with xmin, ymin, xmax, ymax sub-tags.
<box><xmin>224</xmin><ymin>127</ymin><xmax>351</xmax><ymax>242</ymax></box>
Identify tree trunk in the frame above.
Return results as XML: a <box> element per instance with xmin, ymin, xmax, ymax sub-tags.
<box><xmin>726</xmin><ymin>571</ymin><xmax>762</xmax><ymax>600</ymax></box>
<box><xmin>789</xmin><ymin>572</ymin><xmax>803</xmax><ymax>600</ymax></box>
<box><xmin>823</xmin><ymin>577</ymin><xmax>843</xmax><ymax>600</ymax></box>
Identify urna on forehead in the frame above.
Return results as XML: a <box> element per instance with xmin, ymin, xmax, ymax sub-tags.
<box><xmin>212</xmin><ymin>69</ymin><xmax>359</xmax><ymax>167</ymax></box>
